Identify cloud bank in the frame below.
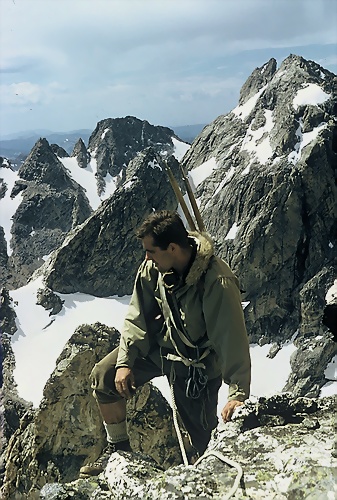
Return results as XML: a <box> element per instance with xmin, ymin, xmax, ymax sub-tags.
<box><xmin>1</xmin><ymin>0</ymin><xmax>336</xmax><ymax>136</ymax></box>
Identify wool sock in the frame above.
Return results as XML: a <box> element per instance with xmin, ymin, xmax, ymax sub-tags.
<box><xmin>104</xmin><ymin>420</ymin><xmax>128</xmax><ymax>444</ymax></box>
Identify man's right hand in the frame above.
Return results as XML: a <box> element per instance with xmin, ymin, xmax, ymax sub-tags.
<box><xmin>115</xmin><ymin>367</ymin><xmax>136</xmax><ymax>399</ymax></box>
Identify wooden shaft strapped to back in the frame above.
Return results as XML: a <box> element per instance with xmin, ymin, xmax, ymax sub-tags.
<box><xmin>178</xmin><ymin>163</ymin><xmax>205</xmax><ymax>232</ymax></box>
<box><xmin>163</xmin><ymin>160</ymin><xmax>205</xmax><ymax>233</ymax></box>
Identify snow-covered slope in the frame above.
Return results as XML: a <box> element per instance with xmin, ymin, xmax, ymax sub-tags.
<box><xmin>9</xmin><ymin>275</ymin><xmax>336</xmax><ymax>411</ymax></box>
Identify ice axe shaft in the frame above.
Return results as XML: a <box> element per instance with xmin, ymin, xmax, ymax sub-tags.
<box><xmin>163</xmin><ymin>161</ymin><xmax>197</xmax><ymax>231</ymax></box>
<box><xmin>179</xmin><ymin>163</ymin><xmax>205</xmax><ymax>232</ymax></box>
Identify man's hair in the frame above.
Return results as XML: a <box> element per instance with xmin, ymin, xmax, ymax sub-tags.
<box><xmin>136</xmin><ymin>210</ymin><xmax>189</xmax><ymax>249</ymax></box>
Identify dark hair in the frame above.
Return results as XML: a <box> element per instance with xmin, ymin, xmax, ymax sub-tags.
<box><xmin>136</xmin><ymin>210</ymin><xmax>189</xmax><ymax>249</ymax></box>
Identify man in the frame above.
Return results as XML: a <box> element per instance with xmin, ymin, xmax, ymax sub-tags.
<box><xmin>80</xmin><ymin>210</ymin><xmax>251</xmax><ymax>476</ymax></box>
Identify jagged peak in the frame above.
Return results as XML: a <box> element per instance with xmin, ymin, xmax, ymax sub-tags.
<box><xmin>238</xmin><ymin>57</ymin><xmax>277</xmax><ymax>106</ymax></box>
<box><xmin>71</xmin><ymin>137</ymin><xmax>87</xmax><ymax>155</ymax></box>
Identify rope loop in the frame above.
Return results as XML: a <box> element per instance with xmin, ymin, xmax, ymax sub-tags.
<box><xmin>185</xmin><ymin>365</ymin><xmax>208</xmax><ymax>399</ymax></box>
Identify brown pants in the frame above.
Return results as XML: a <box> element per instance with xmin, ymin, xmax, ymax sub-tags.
<box><xmin>90</xmin><ymin>347</ymin><xmax>222</xmax><ymax>455</ymax></box>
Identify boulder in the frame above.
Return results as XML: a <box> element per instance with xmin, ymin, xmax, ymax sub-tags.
<box><xmin>36</xmin><ymin>287</ymin><xmax>64</xmax><ymax>315</ymax></box>
<box><xmin>1</xmin><ymin>322</ymin><xmax>186</xmax><ymax>499</ymax></box>
<box><xmin>37</xmin><ymin>394</ymin><xmax>336</xmax><ymax>499</ymax></box>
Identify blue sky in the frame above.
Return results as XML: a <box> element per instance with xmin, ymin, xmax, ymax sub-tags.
<box><xmin>1</xmin><ymin>0</ymin><xmax>336</xmax><ymax>137</ymax></box>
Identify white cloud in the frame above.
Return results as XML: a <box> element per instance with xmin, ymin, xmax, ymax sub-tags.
<box><xmin>0</xmin><ymin>0</ymin><xmax>336</xmax><ymax>135</ymax></box>
<box><xmin>0</xmin><ymin>81</ymin><xmax>66</xmax><ymax>107</ymax></box>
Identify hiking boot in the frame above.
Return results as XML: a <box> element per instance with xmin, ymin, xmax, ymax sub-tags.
<box><xmin>79</xmin><ymin>440</ymin><xmax>131</xmax><ymax>477</ymax></box>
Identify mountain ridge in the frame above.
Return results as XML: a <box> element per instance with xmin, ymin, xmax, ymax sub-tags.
<box><xmin>0</xmin><ymin>124</ymin><xmax>205</xmax><ymax>163</ymax></box>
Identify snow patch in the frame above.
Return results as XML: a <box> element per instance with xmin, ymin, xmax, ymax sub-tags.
<box><xmin>123</xmin><ymin>180</ymin><xmax>134</xmax><ymax>190</ymax></box>
<box><xmin>325</xmin><ymin>279</ymin><xmax>337</xmax><ymax>305</ymax></box>
<box><xmin>172</xmin><ymin>137</ymin><xmax>190</xmax><ymax>161</ymax></box>
<box><xmin>240</xmin><ymin>109</ymin><xmax>274</xmax><ymax>165</ymax></box>
<box><xmin>0</xmin><ymin>166</ymin><xmax>23</xmax><ymax>255</ymax></box>
<box><xmin>225</xmin><ymin>222</ymin><xmax>239</xmax><ymax>240</ymax></box>
<box><xmin>249</xmin><ymin>342</ymin><xmax>297</xmax><ymax>397</ymax></box>
<box><xmin>293</xmin><ymin>83</ymin><xmax>330</xmax><ymax>110</ymax></box>
<box><xmin>232</xmin><ymin>85</ymin><xmax>267</xmax><ymax>120</ymax></box>
<box><xmin>149</xmin><ymin>159</ymin><xmax>162</xmax><ymax>170</ymax></box>
<box><xmin>103</xmin><ymin>173</ymin><xmax>118</xmax><ymax>199</ymax></box>
<box><xmin>101</xmin><ymin>127</ymin><xmax>110</xmax><ymax>140</ymax></box>
<box><xmin>60</xmin><ymin>156</ymin><xmax>102</xmax><ymax>210</ymax></box>
<box><xmin>288</xmin><ymin>120</ymin><xmax>327</xmax><ymax>165</ymax></box>
<box><xmin>189</xmin><ymin>157</ymin><xmax>217</xmax><ymax>188</ymax></box>
<box><xmin>10</xmin><ymin>277</ymin><xmax>131</xmax><ymax>407</ymax></box>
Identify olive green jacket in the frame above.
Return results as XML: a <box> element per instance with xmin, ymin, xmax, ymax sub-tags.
<box><xmin>116</xmin><ymin>232</ymin><xmax>251</xmax><ymax>402</ymax></box>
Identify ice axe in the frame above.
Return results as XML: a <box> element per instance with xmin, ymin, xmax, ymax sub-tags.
<box><xmin>163</xmin><ymin>160</ymin><xmax>205</xmax><ymax>233</ymax></box>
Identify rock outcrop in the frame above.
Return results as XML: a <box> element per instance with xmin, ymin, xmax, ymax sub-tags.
<box><xmin>1</xmin><ymin>323</ymin><xmax>187</xmax><ymax>499</ymax></box>
<box><xmin>71</xmin><ymin>138</ymin><xmax>90</xmax><ymax>169</ymax></box>
<box><xmin>34</xmin><ymin>149</ymin><xmax>182</xmax><ymax>296</ymax></box>
<box><xmin>36</xmin><ymin>287</ymin><xmax>64</xmax><ymax>315</ymax></box>
<box><xmin>0</xmin><ymin>334</ymin><xmax>32</xmax><ymax>489</ymax></box>
<box><xmin>0</xmin><ymin>288</ymin><xmax>17</xmax><ymax>335</ymax></box>
<box><xmin>7</xmin><ymin>138</ymin><xmax>92</xmax><ymax>287</ymax></box>
<box><xmin>50</xmin><ymin>144</ymin><xmax>69</xmax><ymax>158</ymax></box>
<box><xmin>0</xmin><ymin>228</ymin><xmax>9</xmax><ymax>288</ymax></box>
<box><xmin>36</xmin><ymin>394</ymin><xmax>336</xmax><ymax>499</ymax></box>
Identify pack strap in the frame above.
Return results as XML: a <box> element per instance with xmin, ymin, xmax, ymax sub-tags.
<box><xmin>158</xmin><ymin>278</ymin><xmax>211</xmax><ymax>367</ymax></box>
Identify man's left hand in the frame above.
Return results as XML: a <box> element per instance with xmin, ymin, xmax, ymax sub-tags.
<box><xmin>221</xmin><ymin>400</ymin><xmax>244</xmax><ymax>422</ymax></box>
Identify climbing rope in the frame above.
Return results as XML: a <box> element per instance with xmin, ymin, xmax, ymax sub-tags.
<box><xmin>194</xmin><ymin>450</ymin><xmax>243</xmax><ymax>500</ymax></box>
<box><xmin>169</xmin><ymin>370</ymin><xmax>243</xmax><ymax>499</ymax></box>
<box><xmin>169</xmin><ymin>365</ymin><xmax>189</xmax><ymax>466</ymax></box>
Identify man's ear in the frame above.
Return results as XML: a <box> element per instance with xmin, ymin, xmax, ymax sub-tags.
<box><xmin>168</xmin><ymin>242</ymin><xmax>178</xmax><ymax>253</ymax></box>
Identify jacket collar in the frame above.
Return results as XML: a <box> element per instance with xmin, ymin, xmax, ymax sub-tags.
<box><xmin>185</xmin><ymin>231</ymin><xmax>214</xmax><ymax>286</ymax></box>
<box><xmin>161</xmin><ymin>232</ymin><xmax>214</xmax><ymax>290</ymax></box>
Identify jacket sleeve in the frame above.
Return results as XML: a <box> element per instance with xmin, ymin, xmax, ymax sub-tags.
<box><xmin>203</xmin><ymin>274</ymin><xmax>251</xmax><ymax>402</ymax></box>
<box><xmin>116</xmin><ymin>261</ymin><xmax>162</xmax><ymax>369</ymax></box>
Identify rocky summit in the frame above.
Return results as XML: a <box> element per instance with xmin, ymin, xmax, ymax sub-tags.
<box><xmin>0</xmin><ymin>55</ymin><xmax>336</xmax><ymax>499</ymax></box>
<box><xmin>87</xmin><ymin>116</ymin><xmax>183</xmax><ymax>196</ymax></box>
<box><xmin>1</xmin><ymin>138</ymin><xmax>93</xmax><ymax>288</ymax></box>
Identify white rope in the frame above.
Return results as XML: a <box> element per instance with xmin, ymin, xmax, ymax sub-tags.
<box><xmin>169</xmin><ymin>366</ymin><xmax>189</xmax><ymax>466</ymax></box>
<box><xmin>169</xmin><ymin>372</ymin><xmax>243</xmax><ymax>499</ymax></box>
<box><xmin>194</xmin><ymin>450</ymin><xmax>243</xmax><ymax>500</ymax></box>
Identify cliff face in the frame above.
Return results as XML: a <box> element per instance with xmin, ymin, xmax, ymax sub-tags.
<box><xmin>0</xmin><ymin>119</ymin><xmax>189</xmax><ymax>290</ymax></box>
<box><xmin>182</xmin><ymin>54</ymin><xmax>337</xmax><ymax>396</ymax></box>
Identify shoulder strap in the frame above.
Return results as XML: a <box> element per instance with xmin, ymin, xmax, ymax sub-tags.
<box><xmin>158</xmin><ymin>278</ymin><xmax>211</xmax><ymax>366</ymax></box>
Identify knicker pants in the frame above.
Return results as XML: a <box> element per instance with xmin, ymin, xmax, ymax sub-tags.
<box><xmin>90</xmin><ymin>347</ymin><xmax>222</xmax><ymax>455</ymax></box>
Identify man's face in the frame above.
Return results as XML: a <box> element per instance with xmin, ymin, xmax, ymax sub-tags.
<box><xmin>142</xmin><ymin>235</ymin><xmax>174</xmax><ymax>273</ymax></box>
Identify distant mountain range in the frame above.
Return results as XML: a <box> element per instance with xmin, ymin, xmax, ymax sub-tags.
<box><xmin>0</xmin><ymin>124</ymin><xmax>206</xmax><ymax>162</ymax></box>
